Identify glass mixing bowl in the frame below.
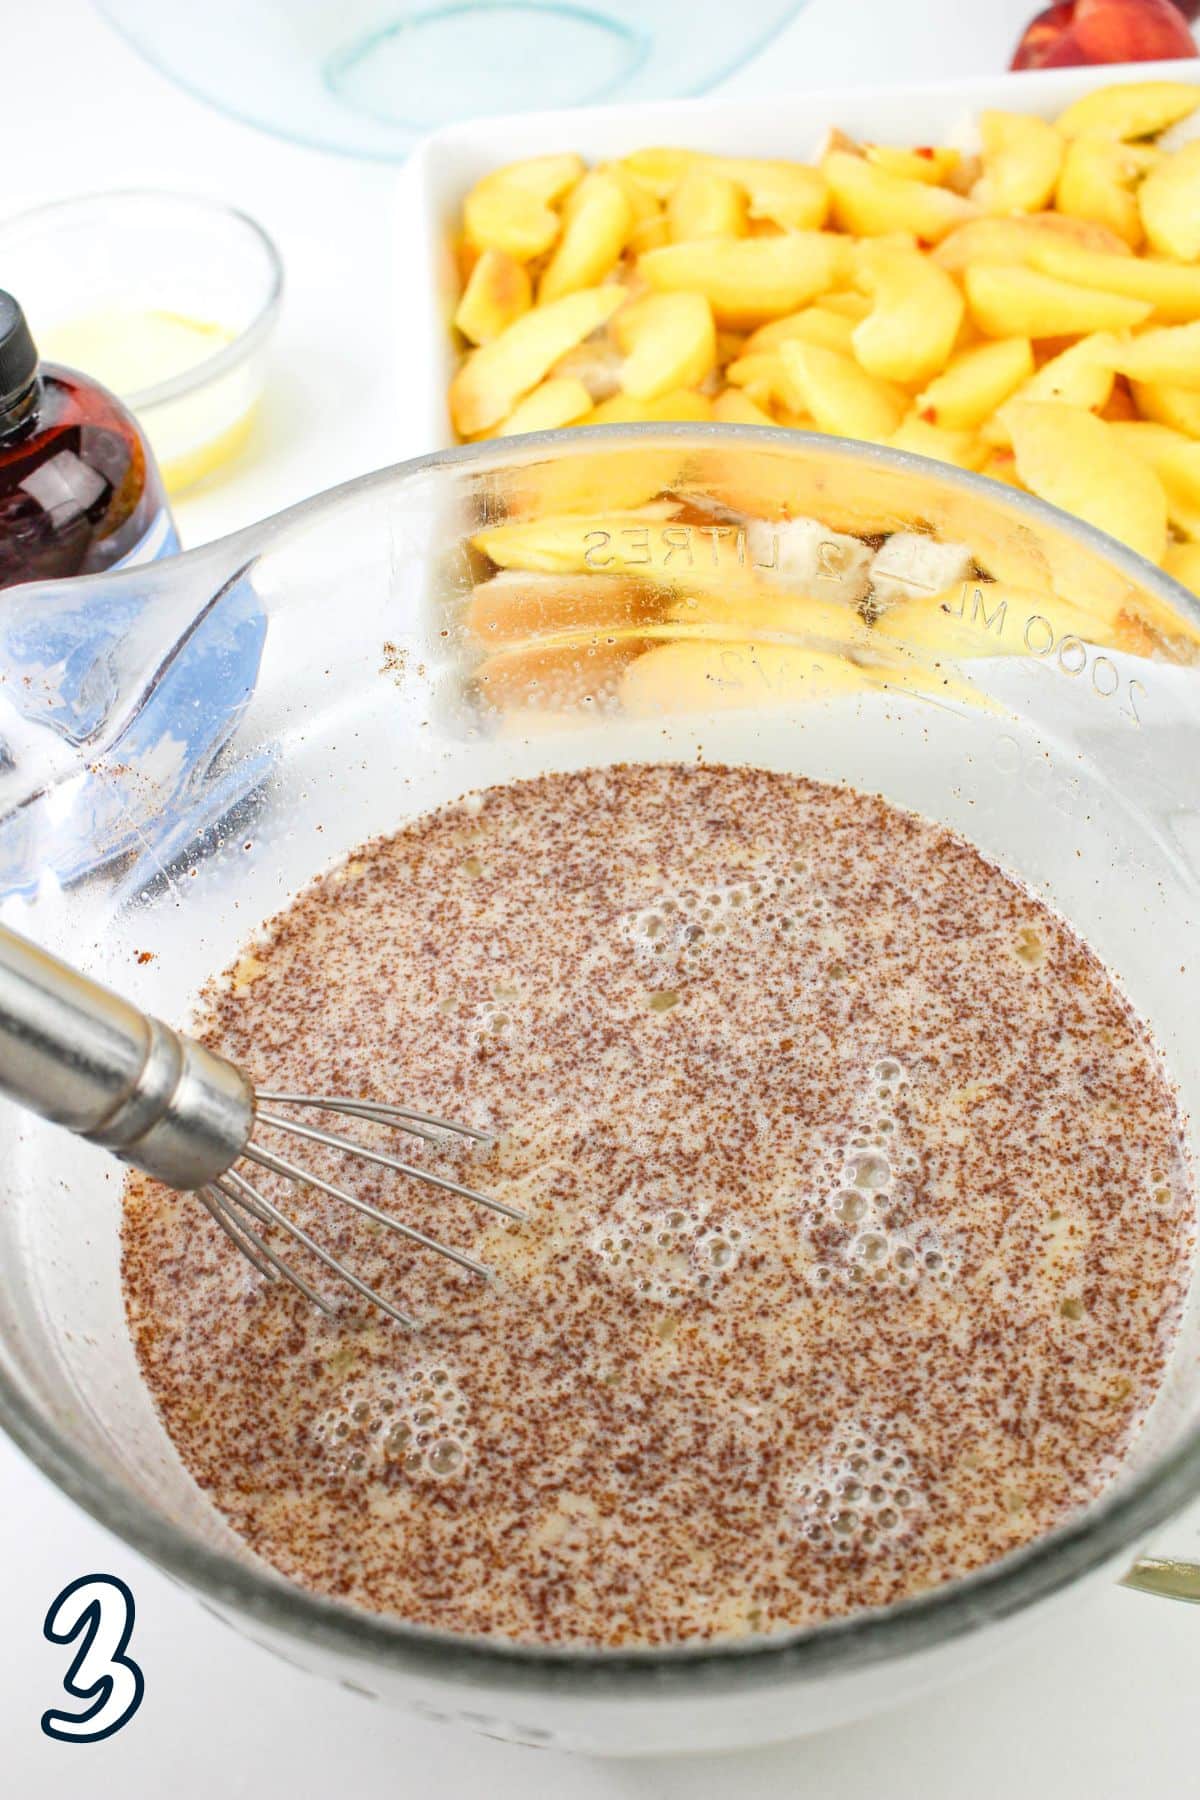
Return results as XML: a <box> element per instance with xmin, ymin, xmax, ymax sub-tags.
<box><xmin>96</xmin><ymin>0</ymin><xmax>809</xmax><ymax>160</ymax></box>
<box><xmin>1</xmin><ymin>425</ymin><xmax>1199</xmax><ymax>1755</ymax></box>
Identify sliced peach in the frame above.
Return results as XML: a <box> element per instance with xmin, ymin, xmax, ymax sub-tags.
<box><xmin>494</xmin><ymin>377</ymin><xmax>593</xmax><ymax>437</ymax></box>
<box><xmin>709</xmin><ymin>158</ymin><xmax>828</xmax><ymax>230</ymax></box>
<box><xmin>464</xmin><ymin>571</ymin><xmax>662</xmax><ymax>646</ymax></box>
<box><xmin>621</xmin><ymin>150</ymin><xmax>827</xmax><ymax>230</ymax></box>
<box><xmin>474</xmin><ymin>639</ymin><xmax>644</xmax><ymax>712</ymax></box>
<box><xmin>964</xmin><ymin>264</ymin><xmax>1152</xmax><ymax>337</ymax></box>
<box><xmin>1103</xmin><ymin>322</ymin><xmax>1200</xmax><ymax>389</ymax></box>
<box><xmin>726</xmin><ymin>350</ymin><xmax>805</xmax><ymax>414</ymax></box>
<box><xmin>630</xmin><ymin>214</ymin><xmax>670</xmax><ymax>254</ymax></box>
<box><xmin>1163</xmin><ymin>541</ymin><xmax>1200</xmax><ymax>594</ymax></box>
<box><xmin>600</xmin><ymin>161</ymin><xmax>661</xmax><ymax>225</ymax></box>
<box><xmin>712</xmin><ymin>387</ymin><xmax>775</xmax><ymax>426</ymax></box>
<box><xmin>450</xmin><ymin>285</ymin><xmax>625</xmax><ymax>437</ymax></box>
<box><xmin>1055</xmin><ymin>80</ymin><xmax>1200</xmax><ymax>143</ymax></box>
<box><xmin>464</xmin><ymin>182</ymin><xmax>561</xmax><ymax>262</ymax></box>
<box><xmin>538</xmin><ymin>171</ymin><xmax>632</xmax><ymax>303</ymax></box>
<box><xmin>602</xmin><ymin>162</ymin><xmax>667</xmax><ymax>254</ymax></box>
<box><xmin>864</xmin><ymin>143</ymin><xmax>962</xmax><ymax>185</ymax></box>
<box><xmin>974</xmin><ymin>111</ymin><xmax>1062</xmax><ymax>214</ymax></box>
<box><xmin>933</xmin><ymin>211</ymin><xmax>1132</xmax><ymax>272</ymax></box>
<box><xmin>779</xmin><ymin>340</ymin><xmax>908</xmax><ymax>442</ymax></box>
<box><xmin>1055</xmin><ymin>138</ymin><xmax>1160</xmax><ymax>250</ymax></box>
<box><xmin>614</xmin><ymin>291</ymin><xmax>717</xmax><ymax>399</ymax></box>
<box><xmin>659</xmin><ymin>591</ymin><xmax>867</xmax><ymax>651</ymax></box>
<box><xmin>890</xmin><ymin>413</ymin><xmax>988</xmax><ymax>470</ymax></box>
<box><xmin>620</xmin><ymin>148</ymin><xmax>697</xmax><ymax>199</ymax></box>
<box><xmin>619</xmin><ymin>639</ymin><xmax>872</xmax><ymax>717</ymax></box>
<box><xmin>587</xmin><ymin>388</ymin><xmax>714</xmax><ymax>424</ymax></box>
<box><xmin>666</xmin><ymin>168</ymin><xmax>747</xmax><ymax>241</ymax></box>
<box><xmin>1026</xmin><ymin>237</ymin><xmax>1200</xmax><ymax>323</ymax></box>
<box><xmin>454</xmin><ymin>249</ymin><xmax>531</xmax><ymax>346</ymax></box>
<box><xmin>871</xmin><ymin>583</ymin><xmax>1010</xmax><ymax>659</ymax></box>
<box><xmin>1139</xmin><ymin>144</ymin><xmax>1200</xmax><ymax>263</ymax></box>
<box><xmin>989</xmin><ymin>334</ymin><xmax>1117</xmax><ymax>437</ymax></box>
<box><xmin>473</xmin><ymin>505</ymin><xmax>682</xmax><ymax>575</ymax></box>
<box><xmin>1006</xmin><ymin>401</ymin><xmax>1168</xmax><ymax>564</ymax></box>
<box><xmin>851</xmin><ymin>244</ymin><xmax>964</xmax><ymax>385</ymax></box>
<box><xmin>822</xmin><ymin>150</ymin><xmax>975</xmax><ymax>242</ymax></box>
<box><xmin>499</xmin><ymin>448</ymin><xmax>683</xmax><ymax>518</ymax></box>
<box><xmin>915</xmin><ymin>336</ymin><xmax>1034</xmax><ymax>429</ymax></box>
<box><xmin>463</xmin><ymin>154</ymin><xmax>585</xmax><ymax>260</ymax></box>
<box><xmin>1108</xmin><ymin>421</ymin><xmax>1200</xmax><ymax>539</ymax></box>
<box><xmin>745</xmin><ymin>306</ymin><xmax>857</xmax><ymax>357</ymax></box>
<box><xmin>873</xmin><ymin>582</ymin><xmax>1122</xmax><ymax>658</ymax></box>
<box><xmin>819</xmin><ymin>289</ymin><xmax>874</xmax><ymax>321</ymax></box>
<box><xmin>638</xmin><ymin>233</ymin><xmax>850</xmax><ymax>327</ymax></box>
<box><xmin>486</xmin><ymin>153</ymin><xmax>585</xmax><ymax>201</ymax></box>
<box><xmin>1133</xmin><ymin>379</ymin><xmax>1200</xmax><ymax>436</ymax></box>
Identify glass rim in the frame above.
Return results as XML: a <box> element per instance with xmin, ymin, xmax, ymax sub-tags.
<box><xmin>0</xmin><ymin>187</ymin><xmax>284</xmax><ymax>411</ymax></box>
<box><xmin>4</xmin><ymin>420</ymin><xmax>1199</xmax><ymax>1693</ymax></box>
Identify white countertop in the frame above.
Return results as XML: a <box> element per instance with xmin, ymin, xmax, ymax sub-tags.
<box><xmin>5</xmin><ymin>0</ymin><xmax>1200</xmax><ymax>1791</ymax></box>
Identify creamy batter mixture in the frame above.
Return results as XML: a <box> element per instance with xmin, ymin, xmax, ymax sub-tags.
<box><xmin>123</xmin><ymin>763</ymin><xmax>1194</xmax><ymax>1647</ymax></box>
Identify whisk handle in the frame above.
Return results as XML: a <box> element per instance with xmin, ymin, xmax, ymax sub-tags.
<box><xmin>0</xmin><ymin>925</ymin><xmax>254</xmax><ymax>1190</ymax></box>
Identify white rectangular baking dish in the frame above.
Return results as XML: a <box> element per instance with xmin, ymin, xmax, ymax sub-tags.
<box><xmin>396</xmin><ymin>58</ymin><xmax>1200</xmax><ymax>454</ymax></box>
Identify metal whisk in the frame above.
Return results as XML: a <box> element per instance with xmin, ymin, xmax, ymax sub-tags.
<box><xmin>0</xmin><ymin>926</ymin><xmax>522</xmax><ymax>1329</ymax></box>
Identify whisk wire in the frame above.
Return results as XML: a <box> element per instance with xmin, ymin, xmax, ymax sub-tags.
<box><xmin>244</xmin><ymin>1140</ymin><xmax>495</xmax><ymax>1282</ymax></box>
<box><xmin>254</xmin><ymin>1108</ymin><xmax>525</xmax><ymax>1221</ymax></box>
<box><xmin>214</xmin><ymin>1170</ymin><xmax>275</xmax><ymax>1229</ymax></box>
<box><xmin>220</xmin><ymin>1164</ymin><xmax>420</xmax><ymax>1331</ymax></box>
<box><xmin>256</xmin><ymin>1093</ymin><xmax>493</xmax><ymax>1144</ymax></box>
<box><xmin>203</xmin><ymin>1182</ymin><xmax>336</xmax><ymax>1318</ymax></box>
<box><xmin>199</xmin><ymin>1188</ymin><xmax>278</xmax><ymax>1284</ymax></box>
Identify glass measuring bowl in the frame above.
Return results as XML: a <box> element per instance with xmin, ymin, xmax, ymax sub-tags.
<box><xmin>1</xmin><ymin>425</ymin><xmax>1199</xmax><ymax>1755</ymax></box>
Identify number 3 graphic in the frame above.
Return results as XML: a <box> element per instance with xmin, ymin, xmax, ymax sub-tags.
<box><xmin>41</xmin><ymin>1574</ymin><xmax>145</xmax><ymax>1743</ymax></box>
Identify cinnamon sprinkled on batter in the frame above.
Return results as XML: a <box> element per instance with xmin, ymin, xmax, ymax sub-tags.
<box><xmin>122</xmin><ymin>764</ymin><xmax>1194</xmax><ymax>1647</ymax></box>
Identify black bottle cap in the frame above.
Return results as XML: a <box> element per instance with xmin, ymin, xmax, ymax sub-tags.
<box><xmin>0</xmin><ymin>291</ymin><xmax>39</xmax><ymax>408</ymax></box>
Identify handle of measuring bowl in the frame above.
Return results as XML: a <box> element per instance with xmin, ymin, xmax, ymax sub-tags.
<box><xmin>0</xmin><ymin>537</ymin><xmax>268</xmax><ymax>893</ymax></box>
<box><xmin>1123</xmin><ymin>1557</ymin><xmax>1200</xmax><ymax>1602</ymax></box>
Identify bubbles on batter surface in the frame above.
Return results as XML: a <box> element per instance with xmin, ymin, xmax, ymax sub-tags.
<box><xmin>802</xmin><ymin>1059</ymin><xmax>961</xmax><ymax>1293</ymax></box>
<box><xmin>470</xmin><ymin>980</ymin><xmax>523</xmax><ymax>1046</ymax></box>
<box><xmin>793</xmin><ymin>1425</ymin><xmax>924</xmax><ymax>1556</ymax></box>
<box><xmin>313</xmin><ymin>1362</ymin><xmax>472</xmax><ymax>1483</ymax></box>
<box><xmin>624</xmin><ymin>863</ymin><xmax>827</xmax><ymax>967</ymax></box>
<box><xmin>591</xmin><ymin>1192</ymin><xmax>747</xmax><ymax>1302</ymax></box>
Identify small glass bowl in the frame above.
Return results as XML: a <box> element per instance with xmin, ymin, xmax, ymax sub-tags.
<box><xmin>0</xmin><ymin>190</ymin><xmax>283</xmax><ymax>495</ymax></box>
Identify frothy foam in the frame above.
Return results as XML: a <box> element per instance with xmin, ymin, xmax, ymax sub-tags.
<box><xmin>592</xmin><ymin>1192</ymin><xmax>747</xmax><ymax>1302</ymax></box>
<box><xmin>625</xmin><ymin>864</ymin><xmax>827</xmax><ymax>967</ymax></box>
<box><xmin>314</xmin><ymin>1363</ymin><xmax>472</xmax><ymax>1483</ymax></box>
<box><xmin>798</xmin><ymin>1058</ymin><xmax>963</xmax><ymax>1293</ymax></box>
<box><xmin>793</xmin><ymin>1424</ymin><xmax>924</xmax><ymax>1556</ymax></box>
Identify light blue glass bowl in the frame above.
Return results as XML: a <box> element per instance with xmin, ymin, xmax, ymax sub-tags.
<box><xmin>96</xmin><ymin>0</ymin><xmax>808</xmax><ymax>160</ymax></box>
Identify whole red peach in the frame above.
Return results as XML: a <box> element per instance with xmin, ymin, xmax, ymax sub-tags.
<box><xmin>1011</xmin><ymin>0</ymin><xmax>1196</xmax><ymax>68</ymax></box>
